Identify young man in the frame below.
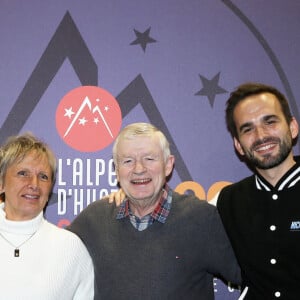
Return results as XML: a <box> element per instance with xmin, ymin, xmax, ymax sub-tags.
<box><xmin>69</xmin><ymin>122</ymin><xmax>241</xmax><ymax>300</ymax></box>
<box><xmin>217</xmin><ymin>83</ymin><xmax>300</xmax><ymax>299</ymax></box>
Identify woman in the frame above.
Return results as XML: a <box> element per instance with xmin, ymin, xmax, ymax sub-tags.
<box><xmin>0</xmin><ymin>133</ymin><xmax>94</xmax><ymax>299</ymax></box>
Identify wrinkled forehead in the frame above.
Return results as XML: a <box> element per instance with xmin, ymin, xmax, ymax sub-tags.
<box><xmin>118</xmin><ymin>134</ymin><xmax>162</xmax><ymax>155</ymax></box>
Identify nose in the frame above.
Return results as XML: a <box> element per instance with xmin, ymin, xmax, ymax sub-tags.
<box><xmin>133</xmin><ymin>160</ymin><xmax>146</xmax><ymax>174</ymax></box>
<box><xmin>28</xmin><ymin>175</ymin><xmax>39</xmax><ymax>190</ymax></box>
<box><xmin>254</xmin><ymin>125</ymin><xmax>267</xmax><ymax>140</ymax></box>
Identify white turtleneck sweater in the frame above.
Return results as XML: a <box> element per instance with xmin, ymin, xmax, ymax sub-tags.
<box><xmin>0</xmin><ymin>203</ymin><xmax>94</xmax><ymax>300</ymax></box>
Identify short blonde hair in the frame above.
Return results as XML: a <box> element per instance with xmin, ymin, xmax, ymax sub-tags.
<box><xmin>112</xmin><ymin>123</ymin><xmax>171</xmax><ymax>167</ymax></box>
<box><xmin>0</xmin><ymin>132</ymin><xmax>57</xmax><ymax>189</ymax></box>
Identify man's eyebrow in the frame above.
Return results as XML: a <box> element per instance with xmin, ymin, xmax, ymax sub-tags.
<box><xmin>238</xmin><ymin>122</ymin><xmax>253</xmax><ymax>132</ymax></box>
<box><xmin>238</xmin><ymin>114</ymin><xmax>280</xmax><ymax>132</ymax></box>
<box><xmin>262</xmin><ymin>114</ymin><xmax>280</xmax><ymax>121</ymax></box>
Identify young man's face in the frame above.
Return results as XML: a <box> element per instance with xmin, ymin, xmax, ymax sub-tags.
<box><xmin>233</xmin><ymin>92</ymin><xmax>298</xmax><ymax>170</ymax></box>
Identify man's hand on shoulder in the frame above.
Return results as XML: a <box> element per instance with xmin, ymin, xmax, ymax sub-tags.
<box><xmin>103</xmin><ymin>189</ymin><xmax>126</xmax><ymax>206</ymax></box>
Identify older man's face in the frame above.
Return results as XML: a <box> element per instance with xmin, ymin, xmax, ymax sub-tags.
<box><xmin>115</xmin><ymin>134</ymin><xmax>174</xmax><ymax>207</ymax></box>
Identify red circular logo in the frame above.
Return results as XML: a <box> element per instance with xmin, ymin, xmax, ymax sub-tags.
<box><xmin>56</xmin><ymin>86</ymin><xmax>122</xmax><ymax>152</ymax></box>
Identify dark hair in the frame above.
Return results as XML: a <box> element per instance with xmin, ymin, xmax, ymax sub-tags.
<box><xmin>225</xmin><ymin>82</ymin><xmax>293</xmax><ymax>138</ymax></box>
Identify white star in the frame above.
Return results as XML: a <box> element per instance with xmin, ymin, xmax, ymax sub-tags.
<box><xmin>104</xmin><ymin>106</ymin><xmax>109</xmax><ymax>112</ymax></box>
<box><xmin>64</xmin><ymin>107</ymin><xmax>75</xmax><ymax>119</ymax></box>
<box><xmin>79</xmin><ymin>117</ymin><xmax>88</xmax><ymax>125</ymax></box>
<box><xmin>93</xmin><ymin>117</ymin><xmax>99</xmax><ymax>124</ymax></box>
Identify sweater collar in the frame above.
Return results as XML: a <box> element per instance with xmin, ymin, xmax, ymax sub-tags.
<box><xmin>116</xmin><ymin>184</ymin><xmax>172</xmax><ymax>224</ymax></box>
<box><xmin>0</xmin><ymin>202</ymin><xmax>44</xmax><ymax>235</ymax></box>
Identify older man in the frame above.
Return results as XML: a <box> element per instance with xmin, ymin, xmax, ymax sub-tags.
<box><xmin>69</xmin><ymin>122</ymin><xmax>241</xmax><ymax>300</ymax></box>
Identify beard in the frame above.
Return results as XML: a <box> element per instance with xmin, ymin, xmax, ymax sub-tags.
<box><xmin>242</xmin><ymin>135</ymin><xmax>293</xmax><ymax>170</ymax></box>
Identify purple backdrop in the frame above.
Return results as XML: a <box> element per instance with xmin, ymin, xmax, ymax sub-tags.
<box><xmin>1</xmin><ymin>1</ymin><xmax>300</xmax><ymax>298</ymax></box>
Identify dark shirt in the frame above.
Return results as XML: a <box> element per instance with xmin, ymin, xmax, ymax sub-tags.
<box><xmin>218</xmin><ymin>156</ymin><xmax>300</xmax><ymax>299</ymax></box>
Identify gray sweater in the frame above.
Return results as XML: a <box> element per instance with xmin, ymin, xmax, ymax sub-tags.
<box><xmin>69</xmin><ymin>190</ymin><xmax>241</xmax><ymax>300</ymax></box>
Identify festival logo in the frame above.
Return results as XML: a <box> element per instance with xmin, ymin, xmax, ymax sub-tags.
<box><xmin>56</xmin><ymin>86</ymin><xmax>122</xmax><ymax>152</ymax></box>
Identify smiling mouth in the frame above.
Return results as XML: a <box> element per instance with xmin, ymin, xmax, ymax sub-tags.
<box><xmin>254</xmin><ymin>143</ymin><xmax>276</xmax><ymax>153</ymax></box>
<box><xmin>23</xmin><ymin>194</ymin><xmax>40</xmax><ymax>200</ymax></box>
<box><xmin>252</xmin><ymin>137</ymin><xmax>280</xmax><ymax>154</ymax></box>
<box><xmin>131</xmin><ymin>179</ymin><xmax>152</xmax><ymax>185</ymax></box>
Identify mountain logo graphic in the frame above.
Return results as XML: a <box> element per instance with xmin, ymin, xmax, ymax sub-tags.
<box><xmin>56</xmin><ymin>86</ymin><xmax>122</xmax><ymax>152</ymax></box>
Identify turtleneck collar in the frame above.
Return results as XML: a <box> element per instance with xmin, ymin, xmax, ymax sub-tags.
<box><xmin>0</xmin><ymin>202</ymin><xmax>44</xmax><ymax>235</ymax></box>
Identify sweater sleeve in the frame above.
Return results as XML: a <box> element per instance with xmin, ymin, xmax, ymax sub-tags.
<box><xmin>71</xmin><ymin>234</ymin><xmax>95</xmax><ymax>300</ymax></box>
<box><xmin>206</xmin><ymin>206</ymin><xmax>241</xmax><ymax>285</ymax></box>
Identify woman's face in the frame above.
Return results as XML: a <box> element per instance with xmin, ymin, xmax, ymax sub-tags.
<box><xmin>0</xmin><ymin>151</ymin><xmax>53</xmax><ymax>221</ymax></box>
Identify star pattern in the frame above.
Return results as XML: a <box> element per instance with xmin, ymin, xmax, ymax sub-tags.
<box><xmin>64</xmin><ymin>107</ymin><xmax>75</xmax><ymax>118</ymax></box>
<box><xmin>195</xmin><ymin>72</ymin><xmax>227</xmax><ymax>107</ymax></box>
<box><xmin>79</xmin><ymin>117</ymin><xmax>87</xmax><ymax>125</ymax></box>
<box><xmin>130</xmin><ymin>27</ymin><xmax>157</xmax><ymax>52</ymax></box>
<box><xmin>62</xmin><ymin>101</ymin><xmax>112</xmax><ymax>136</ymax></box>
